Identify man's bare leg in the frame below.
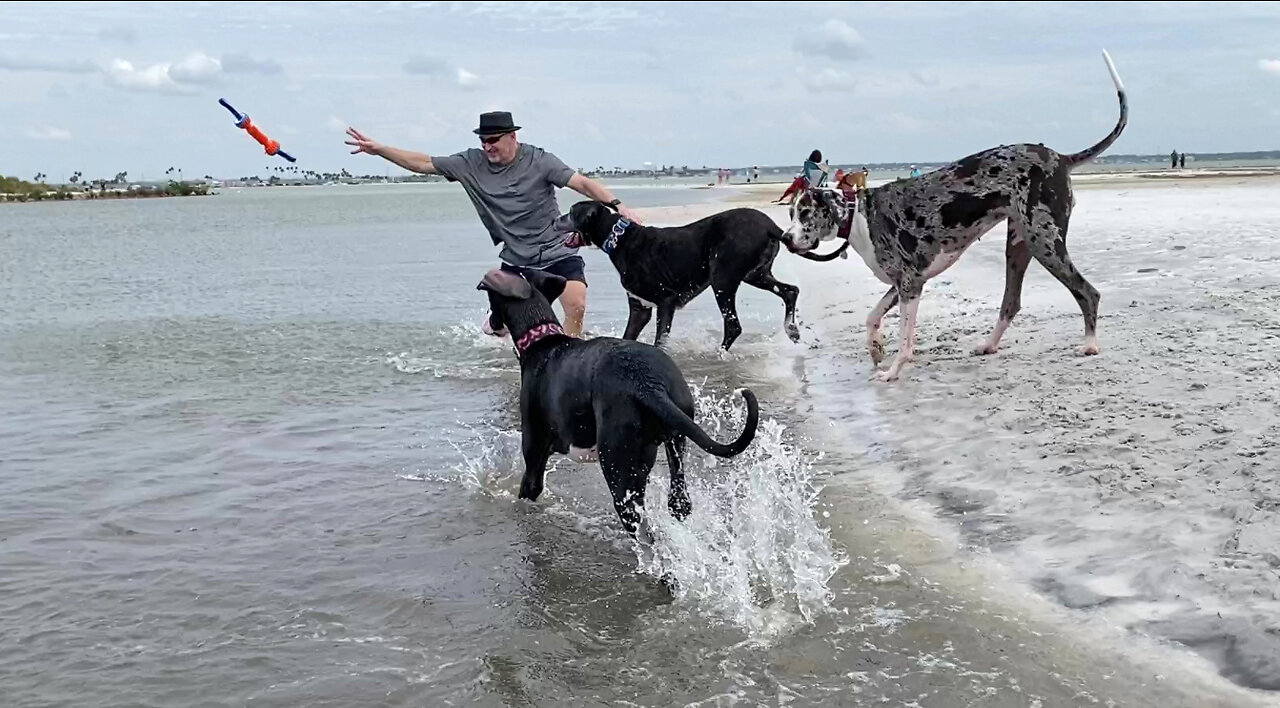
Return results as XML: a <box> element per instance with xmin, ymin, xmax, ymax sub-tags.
<box><xmin>560</xmin><ymin>281</ymin><xmax>587</xmax><ymax>337</ymax></box>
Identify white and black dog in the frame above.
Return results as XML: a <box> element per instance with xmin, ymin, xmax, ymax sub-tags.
<box><xmin>782</xmin><ymin>50</ymin><xmax>1127</xmax><ymax>381</ymax></box>
<box><xmin>557</xmin><ymin>202</ymin><xmax>847</xmax><ymax>351</ymax></box>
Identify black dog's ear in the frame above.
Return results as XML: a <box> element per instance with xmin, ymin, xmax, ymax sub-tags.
<box><xmin>522</xmin><ymin>269</ymin><xmax>568</xmax><ymax>304</ymax></box>
<box><xmin>476</xmin><ymin>269</ymin><xmax>533</xmax><ymax>299</ymax></box>
<box><xmin>601</xmin><ymin>200</ymin><xmax>618</xmax><ymax>213</ymax></box>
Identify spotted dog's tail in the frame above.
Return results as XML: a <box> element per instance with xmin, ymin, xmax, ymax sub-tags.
<box><xmin>1065</xmin><ymin>49</ymin><xmax>1128</xmax><ymax>167</ymax></box>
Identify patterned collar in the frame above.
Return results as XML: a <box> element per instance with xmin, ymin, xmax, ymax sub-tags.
<box><xmin>515</xmin><ymin>322</ymin><xmax>565</xmax><ymax>354</ymax></box>
<box><xmin>837</xmin><ymin>189</ymin><xmax>857</xmax><ymax>241</ymax></box>
<box><xmin>601</xmin><ymin>218</ymin><xmax>631</xmax><ymax>255</ymax></box>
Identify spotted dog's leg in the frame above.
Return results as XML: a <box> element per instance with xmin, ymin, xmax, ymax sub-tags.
<box><xmin>877</xmin><ymin>280</ymin><xmax>923</xmax><ymax>382</ymax></box>
<box><xmin>1025</xmin><ymin>180</ymin><xmax>1101</xmax><ymax>355</ymax></box>
<box><xmin>975</xmin><ymin>220</ymin><xmax>1033</xmax><ymax>355</ymax></box>
<box><xmin>866</xmin><ymin>287</ymin><xmax>898</xmax><ymax>365</ymax></box>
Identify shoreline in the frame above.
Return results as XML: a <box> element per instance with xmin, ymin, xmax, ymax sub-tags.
<box><xmin>700</xmin><ymin>166</ymin><xmax>1280</xmax><ymax>206</ymax></box>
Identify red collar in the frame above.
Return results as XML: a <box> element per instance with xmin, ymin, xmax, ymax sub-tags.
<box><xmin>515</xmin><ymin>322</ymin><xmax>565</xmax><ymax>353</ymax></box>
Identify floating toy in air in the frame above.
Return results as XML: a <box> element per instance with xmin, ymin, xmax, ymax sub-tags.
<box><xmin>218</xmin><ymin>98</ymin><xmax>296</xmax><ymax>162</ymax></box>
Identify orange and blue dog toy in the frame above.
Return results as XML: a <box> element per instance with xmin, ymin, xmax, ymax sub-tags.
<box><xmin>218</xmin><ymin>98</ymin><xmax>296</xmax><ymax>162</ymax></box>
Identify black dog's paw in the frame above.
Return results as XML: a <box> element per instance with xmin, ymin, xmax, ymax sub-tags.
<box><xmin>659</xmin><ymin>571</ymin><xmax>681</xmax><ymax>596</ymax></box>
<box><xmin>668</xmin><ymin>492</ymin><xmax>692</xmax><ymax>521</ymax></box>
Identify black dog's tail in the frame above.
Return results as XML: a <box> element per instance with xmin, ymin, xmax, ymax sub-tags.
<box><xmin>767</xmin><ymin>224</ymin><xmax>852</xmax><ymax>261</ymax></box>
<box><xmin>642</xmin><ymin>388</ymin><xmax>759</xmax><ymax>458</ymax></box>
<box><xmin>1064</xmin><ymin>50</ymin><xmax>1128</xmax><ymax>167</ymax></box>
<box><xmin>794</xmin><ymin>241</ymin><xmax>851</xmax><ymax>261</ymax></box>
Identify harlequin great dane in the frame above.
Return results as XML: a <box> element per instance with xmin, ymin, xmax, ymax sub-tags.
<box><xmin>782</xmin><ymin>50</ymin><xmax>1127</xmax><ymax>381</ymax></box>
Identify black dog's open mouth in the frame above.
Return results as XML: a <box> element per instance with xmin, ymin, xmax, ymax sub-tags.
<box><xmin>564</xmin><ymin>232</ymin><xmax>586</xmax><ymax>249</ymax></box>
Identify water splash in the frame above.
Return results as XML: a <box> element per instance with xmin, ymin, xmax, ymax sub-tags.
<box><xmin>632</xmin><ymin>384</ymin><xmax>846</xmax><ymax>638</ymax></box>
<box><xmin>397</xmin><ymin>418</ymin><xmax>524</xmax><ymax>497</ymax></box>
<box><xmin>384</xmin><ymin>316</ymin><xmax>515</xmax><ymax>379</ymax></box>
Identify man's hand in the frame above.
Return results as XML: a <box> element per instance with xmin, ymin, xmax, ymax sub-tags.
<box><xmin>345</xmin><ymin>127</ymin><xmax>382</xmax><ymax>156</ymax></box>
<box><xmin>567</xmin><ymin>173</ymin><xmax>643</xmax><ymax>225</ymax></box>
<box><xmin>616</xmin><ymin>204</ymin><xmax>643</xmax><ymax>224</ymax></box>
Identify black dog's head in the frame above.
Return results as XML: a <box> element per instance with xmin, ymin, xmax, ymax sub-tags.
<box><xmin>476</xmin><ymin>268</ymin><xmax>568</xmax><ymax>351</ymax></box>
<box><xmin>555</xmin><ymin>200</ymin><xmax>620</xmax><ymax>250</ymax></box>
<box><xmin>782</xmin><ymin>188</ymin><xmax>851</xmax><ymax>253</ymax></box>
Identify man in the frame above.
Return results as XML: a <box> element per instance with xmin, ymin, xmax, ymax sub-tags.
<box><xmin>345</xmin><ymin>111</ymin><xmax>641</xmax><ymax>337</ymax></box>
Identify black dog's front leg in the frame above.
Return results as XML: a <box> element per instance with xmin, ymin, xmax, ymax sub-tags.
<box><xmin>652</xmin><ymin>303</ymin><xmax>677</xmax><ymax>350</ymax></box>
<box><xmin>519</xmin><ymin>428</ymin><xmax>552</xmax><ymax>501</ymax></box>
<box><xmin>623</xmin><ymin>297</ymin><xmax>653</xmax><ymax>340</ymax></box>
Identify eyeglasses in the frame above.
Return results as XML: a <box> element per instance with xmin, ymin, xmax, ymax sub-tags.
<box><xmin>480</xmin><ymin>133</ymin><xmax>509</xmax><ymax>146</ymax></box>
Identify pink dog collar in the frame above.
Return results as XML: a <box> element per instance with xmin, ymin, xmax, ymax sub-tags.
<box><xmin>515</xmin><ymin>322</ymin><xmax>565</xmax><ymax>353</ymax></box>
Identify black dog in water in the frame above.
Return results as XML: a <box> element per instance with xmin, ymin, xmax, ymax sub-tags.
<box><xmin>556</xmin><ymin>201</ymin><xmax>849</xmax><ymax>351</ymax></box>
<box><xmin>477</xmin><ymin>267</ymin><xmax>759</xmax><ymax>535</ymax></box>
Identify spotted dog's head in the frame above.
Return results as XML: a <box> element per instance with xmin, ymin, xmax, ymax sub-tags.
<box><xmin>555</xmin><ymin>200</ymin><xmax>618</xmax><ymax>250</ymax></box>
<box><xmin>782</xmin><ymin>188</ymin><xmax>851</xmax><ymax>253</ymax></box>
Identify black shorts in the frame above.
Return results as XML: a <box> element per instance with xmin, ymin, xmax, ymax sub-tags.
<box><xmin>499</xmin><ymin>256</ymin><xmax>587</xmax><ymax>288</ymax></box>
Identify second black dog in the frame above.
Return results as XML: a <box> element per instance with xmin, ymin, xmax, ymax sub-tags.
<box><xmin>557</xmin><ymin>201</ymin><xmax>846</xmax><ymax>351</ymax></box>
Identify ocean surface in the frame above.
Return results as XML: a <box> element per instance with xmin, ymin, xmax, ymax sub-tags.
<box><xmin>1</xmin><ymin>182</ymin><xmax>1273</xmax><ymax>707</ymax></box>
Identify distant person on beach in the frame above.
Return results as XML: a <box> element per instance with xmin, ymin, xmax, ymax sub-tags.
<box><xmin>345</xmin><ymin>111</ymin><xmax>640</xmax><ymax>338</ymax></box>
<box><xmin>1180</xmin><ymin>152</ymin><xmax>1187</xmax><ymax>169</ymax></box>
<box><xmin>909</xmin><ymin>165</ymin><xmax>922</xmax><ymax>178</ymax></box>
<box><xmin>802</xmin><ymin>150</ymin><xmax>829</xmax><ymax>188</ymax></box>
<box><xmin>775</xmin><ymin>150</ymin><xmax>829</xmax><ymax>204</ymax></box>
<box><xmin>1171</xmin><ymin>150</ymin><xmax>1178</xmax><ymax>169</ymax></box>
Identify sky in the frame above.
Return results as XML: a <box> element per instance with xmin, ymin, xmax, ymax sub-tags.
<box><xmin>3</xmin><ymin>0</ymin><xmax>1280</xmax><ymax>182</ymax></box>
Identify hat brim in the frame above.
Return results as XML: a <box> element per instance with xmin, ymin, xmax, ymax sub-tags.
<box><xmin>473</xmin><ymin>126</ymin><xmax>521</xmax><ymax>136</ymax></box>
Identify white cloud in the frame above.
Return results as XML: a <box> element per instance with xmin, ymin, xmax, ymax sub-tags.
<box><xmin>222</xmin><ymin>53</ymin><xmax>283</xmax><ymax>75</ymax></box>
<box><xmin>1260</xmin><ymin>59</ymin><xmax>1280</xmax><ymax>76</ymax></box>
<box><xmin>105</xmin><ymin>58</ymin><xmax>187</xmax><ymax>93</ymax></box>
<box><xmin>456</xmin><ymin>67</ymin><xmax>481</xmax><ymax>90</ymax></box>
<box><xmin>796</xmin><ymin>19</ymin><xmax>866</xmax><ymax>61</ymax></box>
<box><xmin>25</xmin><ymin>126</ymin><xmax>72</xmax><ymax>141</ymax></box>
<box><xmin>0</xmin><ymin>54</ymin><xmax>98</xmax><ymax>73</ymax></box>
<box><xmin>104</xmin><ymin>52</ymin><xmax>223</xmax><ymax>93</ymax></box>
<box><xmin>805</xmin><ymin>67</ymin><xmax>856</xmax><ymax>93</ymax></box>
<box><xmin>169</xmin><ymin>52</ymin><xmax>222</xmax><ymax>85</ymax></box>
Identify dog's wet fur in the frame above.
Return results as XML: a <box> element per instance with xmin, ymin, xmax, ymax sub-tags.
<box><xmin>477</xmin><ymin>268</ymin><xmax>760</xmax><ymax>537</ymax></box>
<box><xmin>558</xmin><ymin>203</ymin><xmax>844</xmax><ymax>351</ymax></box>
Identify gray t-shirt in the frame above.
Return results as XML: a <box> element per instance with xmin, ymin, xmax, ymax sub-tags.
<box><xmin>432</xmin><ymin>143</ymin><xmax>578</xmax><ymax>267</ymax></box>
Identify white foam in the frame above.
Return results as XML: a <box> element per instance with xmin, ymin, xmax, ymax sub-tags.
<box><xmin>630</xmin><ymin>384</ymin><xmax>846</xmax><ymax>638</ymax></box>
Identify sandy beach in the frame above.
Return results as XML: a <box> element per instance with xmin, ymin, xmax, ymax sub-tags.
<box><xmin>631</xmin><ymin>170</ymin><xmax>1280</xmax><ymax>697</ymax></box>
